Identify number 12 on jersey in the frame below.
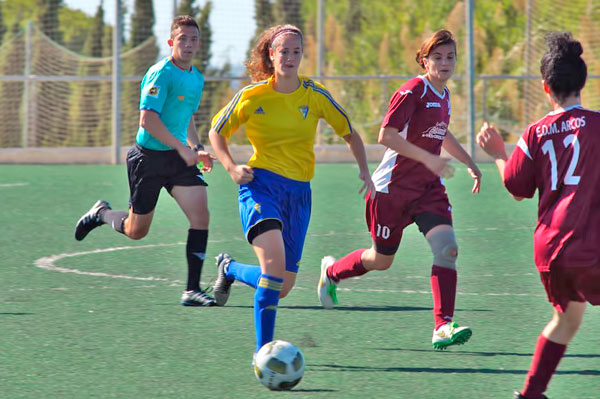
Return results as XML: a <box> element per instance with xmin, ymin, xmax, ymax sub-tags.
<box><xmin>541</xmin><ymin>134</ymin><xmax>581</xmax><ymax>191</ymax></box>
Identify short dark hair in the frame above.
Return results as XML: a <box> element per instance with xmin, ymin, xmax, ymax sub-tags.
<box><xmin>170</xmin><ymin>15</ymin><xmax>200</xmax><ymax>38</ymax></box>
<box><xmin>540</xmin><ymin>31</ymin><xmax>587</xmax><ymax>101</ymax></box>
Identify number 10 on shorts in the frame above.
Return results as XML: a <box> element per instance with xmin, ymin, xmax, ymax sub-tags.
<box><xmin>376</xmin><ymin>224</ymin><xmax>391</xmax><ymax>239</ymax></box>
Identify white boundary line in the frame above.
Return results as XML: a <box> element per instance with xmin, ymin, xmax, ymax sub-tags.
<box><xmin>34</xmin><ymin>243</ymin><xmax>184</xmax><ymax>282</ymax></box>
<box><xmin>0</xmin><ymin>182</ymin><xmax>29</xmax><ymax>187</ymax></box>
<box><xmin>34</xmin><ymin>243</ymin><xmax>544</xmax><ymax>298</ymax></box>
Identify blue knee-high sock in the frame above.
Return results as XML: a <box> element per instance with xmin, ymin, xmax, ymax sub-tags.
<box><xmin>254</xmin><ymin>274</ymin><xmax>283</xmax><ymax>352</ymax></box>
<box><xmin>226</xmin><ymin>260</ymin><xmax>262</xmax><ymax>289</ymax></box>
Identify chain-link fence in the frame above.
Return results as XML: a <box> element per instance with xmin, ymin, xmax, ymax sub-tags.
<box><xmin>0</xmin><ymin>0</ymin><xmax>598</xmax><ymax>163</ymax></box>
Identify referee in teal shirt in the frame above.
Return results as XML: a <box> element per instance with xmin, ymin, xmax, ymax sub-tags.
<box><xmin>74</xmin><ymin>15</ymin><xmax>216</xmax><ymax>307</ymax></box>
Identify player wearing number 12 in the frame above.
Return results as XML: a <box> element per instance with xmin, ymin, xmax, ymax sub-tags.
<box><xmin>477</xmin><ymin>32</ymin><xmax>600</xmax><ymax>399</ymax></box>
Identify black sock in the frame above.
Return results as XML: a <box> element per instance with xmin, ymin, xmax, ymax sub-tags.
<box><xmin>100</xmin><ymin>209</ymin><xmax>128</xmax><ymax>234</ymax></box>
<box><xmin>186</xmin><ymin>229</ymin><xmax>208</xmax><ymax>291</ymax></box>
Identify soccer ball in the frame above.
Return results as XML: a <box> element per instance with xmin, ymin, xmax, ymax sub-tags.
<box><xmin>253</xmin><ymin>340</ymin><xmax>304</xmax><ymax>390</ymax></box>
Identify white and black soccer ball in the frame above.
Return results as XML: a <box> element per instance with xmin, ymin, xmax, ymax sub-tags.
<box><xmin>253</xmin><ymin>340</ymin><xmax>304</xmax><ymax>390</ymax></box>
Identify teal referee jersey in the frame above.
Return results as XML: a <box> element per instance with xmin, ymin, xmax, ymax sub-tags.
<box><xmin>136</xmin><ymin>57</ymin><xmax>204</xmax><ymax>151</ymax></box>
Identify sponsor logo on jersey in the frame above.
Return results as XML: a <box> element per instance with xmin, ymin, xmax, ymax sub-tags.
<box><xmin>421</xmin><ymin>122</ymin><xmax>448</xmax><ymax>140</ymax></box>
<box><xmin>178</xmin><ymin>96</ymin><xmax>184</xmax><ymax>101</ymax></box>
<box><xmin>398</xmin><ymin>90</ymin><xmax>413</xmax><ymax>96</ymax></box>
<box><xmin>426</xmin><ymin>102</ymin><xmax>441</xmax><ymax>108</ymax></box>
<box><xmin>298</xmin><ymin>106</ymin><xmax>309</xmax><ymax>119</ymax></box>
<box><xmin>254</xmin><ymin>203</ymin><xmax>262</xmax><ymax>213</ymax></box>
<box><xmin>254</xmin><ymin>106</ymin><xmax>266</xmax><ymax>115</ymax></box>
<box><xmin>148</xmin><ymin>86</ymin><xmax>160</xmax><ymax>97</ymax></box>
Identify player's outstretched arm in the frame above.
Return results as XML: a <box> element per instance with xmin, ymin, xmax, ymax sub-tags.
<box><xmin>343</xmin><ymin>129</ymin><xmax>375</xmax><ymax>199</ymax></box>
<box><xmin>476</xmin><ymin>122</ymin><xmax>523</xmax><ymax>201</ymax></box>
<box><xmin>378</xmin><ymin>126</ymin><xmax>454</xmax><ymax>179</ymax></box>
<box><xmin>442</xmin><ymin>130</ymin><xmax>481</xmax><ymax>193</ymax></box>
<box><xmin>208</xmin><ymin>128</ymin><xmax>254</xmax><ymax>184</ymax></box>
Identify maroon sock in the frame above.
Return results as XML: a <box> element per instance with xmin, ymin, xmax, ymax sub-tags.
<box><xmin>327</xmin><ymin>249</ymin><xmax>368</xmax><ymax>282</ymax></box>
<box><xmin>521</xmin><ymin>335</ymin><xmax>567</xmax><ymax>399</ymax></box>
<box><xmin>430</xmin><ymin>265</ymin><xmax>457</xmax><ymax>329</ymax></box>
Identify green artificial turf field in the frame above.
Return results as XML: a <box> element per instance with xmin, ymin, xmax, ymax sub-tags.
<box><xmin>1</xmin><ymin>163</ymin><xmax>598</xmax><ymax>398</ymax></box>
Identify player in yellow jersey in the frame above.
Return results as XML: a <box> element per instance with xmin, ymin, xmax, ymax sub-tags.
<box><xmin>209</xmin><ymin>24</ymin><xmax>375</xmax><ymax>358</ymax></box>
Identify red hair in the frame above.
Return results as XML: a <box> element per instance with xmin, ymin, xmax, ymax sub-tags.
<box><xmin>415</xmin><ymin>30</ymin><xmax>457</xmax><ymax>69</ymax></box>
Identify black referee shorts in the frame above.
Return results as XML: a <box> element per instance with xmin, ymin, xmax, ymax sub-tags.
<box><xmin>126</xmin><ymin>144</ymin><xmax>208</xmax><ymax>215</ymax></box>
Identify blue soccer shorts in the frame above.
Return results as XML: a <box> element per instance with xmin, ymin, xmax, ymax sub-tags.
<box><xmin>238</xmin><ymin>168</ymin><xmax>311</xmax><ymax>273</ymax></box>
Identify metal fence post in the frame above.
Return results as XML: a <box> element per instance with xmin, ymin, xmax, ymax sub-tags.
<box><xmin>22</xmin><ymin>21</ymin><xmax>32</xmax><ymax>148</ymax></box>
<box><xmin>112</xmin><ymin>0</ymin><xmax>123</xmax><ymax>164</ymax></box>
<box><xmin>316</xmin><ymin>0</ymin><xmax>325</xmax><ymax>144</ymax></box>
<box><xmin>465</xmin><ymin>0</ymin><xmax>476</xmax><ymax>158</ymax></box>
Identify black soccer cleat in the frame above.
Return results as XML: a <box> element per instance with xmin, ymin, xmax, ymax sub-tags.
<box><xmin>514</xmin><ymin>392</ymin><xmax>548</xmax><ymax>399</ymax></box>
<box><xmin>180</xmin><ymin>289</ymin><xmax>216</xmax><ymax>307</ymax></box>
<box><xmin>213</xmin><ymin>253</ymin><xmax>235</xmax><ymax>306</ymax></box>
<box><xmin>74</xmin><ymin>200</ymin><xmax>111</xmax><ymax>241</ymax></box>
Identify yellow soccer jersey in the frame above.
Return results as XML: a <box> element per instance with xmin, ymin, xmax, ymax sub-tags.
<box><xmin>211</xmin><ymin>75</ymin><xmax>353</xmax><ymax>181</ymax></box>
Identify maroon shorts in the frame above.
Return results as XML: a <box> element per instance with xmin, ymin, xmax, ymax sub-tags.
<box><xmin>365</xmin><ymin>181</ymin><xmax>452</xmax><ymax>255</ymax></box>
<box><xmin>540</xmin><ymin>266</ymin><xmax>600</xmax><ymax>312</ymax></box>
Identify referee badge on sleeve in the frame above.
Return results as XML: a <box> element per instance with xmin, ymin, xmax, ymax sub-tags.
<box><xmin>147</xmin><ymin>86</ymin><xmax>160</xmax><ymax>97</ymax></box>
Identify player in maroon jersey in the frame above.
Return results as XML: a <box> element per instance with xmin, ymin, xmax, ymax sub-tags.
<box><xmin>477</xmin><ymin>32</ymin><xmax>600</xmax><ymax>399</ymax></box>
<box><xmin>317</xmin><ymin>30</ymin><xmax>482</xmax><ymax>350</ymax></box>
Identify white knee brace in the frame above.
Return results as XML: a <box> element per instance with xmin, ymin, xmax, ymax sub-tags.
<box><xmin>426</xmin><ymin>229</ymin><xmax>458</xmax><ymax>269</ymax></box>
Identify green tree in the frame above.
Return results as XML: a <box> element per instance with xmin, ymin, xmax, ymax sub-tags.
<box><xmin>121</xmin><ymin>0</ymin><xmax>158</xmax><ymax>145</ymax></box>
<box><xmin>90</xmin><ymin>24</ymin><xmax>116</xmax><ymax>147</ymax></box>
<box><xmin>59</xmin><ymin>7</ymin><xmax>96</xmax><ymax>53</ymax></box>
<box><xmin>248</xmin><ymin>0</ymin><xmax>274</xmax><ymax>53</ymax></box>
<box><xmin>0</xmin><ymin>2</ymin><xmax>7</xmax><ymax>47</ymax></box>
<box><xmin>37</xmin><ymin>0</ymin><xmax>62</xmax><ymax>43</ymax></box>
<box><xmin>176</xmin><ymin>0</ymin><xmax>200</xmax><ymax>17</ymax></box>
<box><xmin>66</xmin><ymin>3</ymin><xmax>105</xmax><ymax>146</ymax></box>
<box><xmin>0</xmin><ymin>21</ymin><xmax>24</xmax><ymax>147</ymax></box>
<box><xmin>196</xmin><ymin>1</ymin><xmax>212</xmax><ymax>73</ymax></box>
<box><xmin>274</xmin><ymin>0</ymin><xmax>304</xmax><ymax>30</ymax></box>
<box><xmin>130</xmin><ymin>0</ymin><xmax>154</xmax><ymax>47</ymax></box>
<box><xmin>35</xmin><ymin>0</ymin><xmax>69</xmax><ymax>146</ymax></box>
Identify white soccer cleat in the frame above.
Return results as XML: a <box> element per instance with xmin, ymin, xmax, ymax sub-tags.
<box><xmin>432</xmin><ymin>321</ymin><xmax>472</xmax><ymax>350</ymax></box>
<box><xmin>317</xmin><ymin>256</ymin><xmax>338</xmax><ymax>309</ymax></box>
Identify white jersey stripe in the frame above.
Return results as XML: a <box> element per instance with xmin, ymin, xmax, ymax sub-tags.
<box><xmin>517</xmin><ymin>136</ymin><xmax>532</xmax><ymax>160</ymax></box>
<box><xmin>372</xmin><ymin>148</ymin><xmax>398</xmax><ymax>193</ymax></box>
<box><xmin>418</xmin><ymin>75</ymin><xmax>446</xmax><ymax>99</ymax></box>
<box><xmin>372</xmin><ymin>125</ymin><xmax>409</xmax><ymax>192</ymax></box>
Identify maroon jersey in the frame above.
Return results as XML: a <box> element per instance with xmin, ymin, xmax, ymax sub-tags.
<box><xmin>504</xmin><ymin>105</ymin><xmax>600</xmax><ymax>271</ymax></box>
<box><xmin>372</xmin><ymin>76</ymin><xmax>451</xmax><ymax>193</ymax></box>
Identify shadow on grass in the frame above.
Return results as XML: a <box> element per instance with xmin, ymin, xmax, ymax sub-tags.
<box><xmin>0</xmin><ymin>312</ymin><xmax>34</xmax><ymax>316</ymax></box>
<box><xmin>375</xmin><ymin>348</ymin><xmax>600</xmax><ymax>358</ymax></box>
<box><xmin>223</xmin><ymin>305</ymin><xmax>491</xmax><ymax>312</ymax></box>
<box><xmin>309</xmin><ymin>363</ymin><xmax>600</xmax><ymax>375</ymax></box>
<box><xmin>278</xmin><ymin>388</ymin><xmax>338</xmax><ymax>393</ymax></box>
<box><xmin>279</xmin><ymin>305</ymin><xmax>432</xmax><ymax>312</ymax></box>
